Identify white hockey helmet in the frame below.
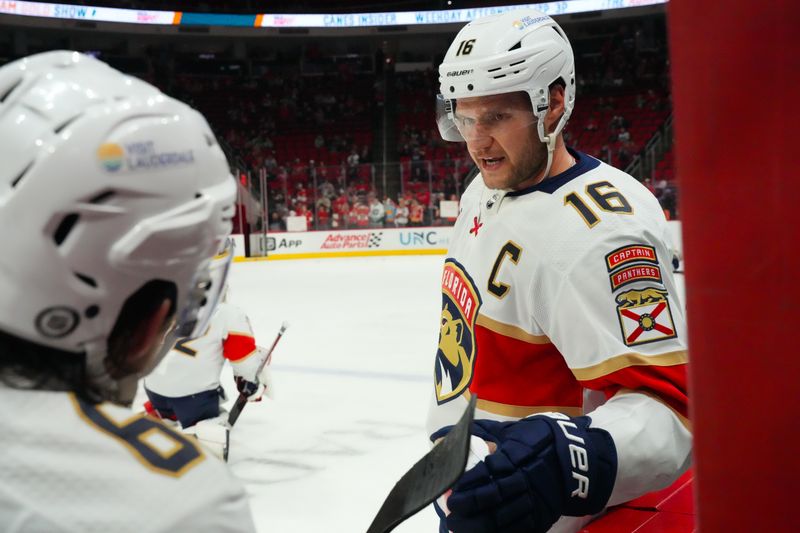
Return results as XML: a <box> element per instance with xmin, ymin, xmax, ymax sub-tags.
<box><xmin>0</xmin><ymin>51</ymin><xmax>236</xmax><ymax>402</ymax></box>
<box><xmin>436</xmin><ymin>9</ymin><xmax>575</xmax><ymax>159</ymax></box>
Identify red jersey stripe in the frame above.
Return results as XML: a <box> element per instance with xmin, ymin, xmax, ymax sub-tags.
<box><xmin>223</xmin><ymin>333</ymin><xmax>256</xmax><ymax>362</ymax></box>
<box><xmin>470</xmin><ymin>323</ymin><xmax>583</xmax><ymax>409</ymax></box>
<box><xmin>579</xmin><ymin>363</ymin><xmax>689</xmax><ymax>419</ymax></box>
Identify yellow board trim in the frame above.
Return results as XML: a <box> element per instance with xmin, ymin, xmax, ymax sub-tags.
<box><xmin>233</xmin><ymin>248</ymin><xmax>448</xmax><ymax>262</ymax></box>
<box><xmin>213</xmin><ymin>249</ymin><xmax>231</xmax><ymax>261</ymax></box>
<box><xmin>572</xmin><ymin>350</ymin><xmax>688</xmax><ymax>381</ymax></box>
<box><xmin>464</xmin><ymin>390</ymin><xmax>583</xmax><ymax>418</ymax></box>
<box><xmin>475</xmin><ymin>314</ymin><xmax>551</xmax><ymax>344</ymax></box>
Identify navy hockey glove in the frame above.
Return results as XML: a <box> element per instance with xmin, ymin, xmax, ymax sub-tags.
<box><xmin>235</xmin><ymin>376</ymin><xmax>262</xmax><ymax>402</ymax></box>
<box><xmin>445</xmin><ymin>414</ymin><xmax>617</xmax><ymax>533</ymax></box>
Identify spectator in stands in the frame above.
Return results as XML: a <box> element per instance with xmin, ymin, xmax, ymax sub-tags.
<box><xmin>415</xmin><ymin>188</ymin><xmax>431</xmax><ymax>214</ymax></box>
<box><xmin>408</xmin><ymin>199</ymin><xmax>424</xmax><ymax>227</ymax></box>
<box><xmin>318</xmin><ymin>177</ymin><xmax>335</xmax><ymax>201</ymax></box>
<box><xmin>314</xmin><ymin>133</ymin><xmax>325</xmax><ymax>149</ymax></box>
<box><xmin>368</xmin><ymin>195</ymin><xmax>385</xmax><ymax>228</ymax></box>
<box><xmin>383</xmin><ymin>196</ymin><xmax>397</xmax><ymax>226</ymax></box>
<box><xmin>660</xmin><ymin>182</ymin><xmax>678</xmax><ymax>220</ymax></box>
<box><xmin>395</xmin><ymin>199</ymin><xmax>409</xmax><ymax>228</ymax></box>
<box><xmin>316</xmin><ymin>200</ymin><xmax>331</xmax><ymax>230</ymax></box>
<box><xmin>295</xmin><ymin>203</ymin><xmax>313</xmax><ymax>230</ymax></box>
<box><xmin>354</xmin><ymin>200</ymin><xmax>370</xmax><ymax>228</ymax></box>
<box><xmin>269</xmin><ymin>211</ymin><xmax>285</xmax><ymax>232</ymax></box>
<box><xmin>332</xmin><ymin>191</ymin><xmax>349</xmax><ymax>229</ymax></box>
<box><xmin>346</xmin><ymin>147</ymin><xmax>360</xmax><ymax>170</ymax></box>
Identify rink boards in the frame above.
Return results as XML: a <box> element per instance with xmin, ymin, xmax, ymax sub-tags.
<box><xmin>233</xmin><ymin>221</ymin><xmax>683</xmax><ymax>261</ymax></box>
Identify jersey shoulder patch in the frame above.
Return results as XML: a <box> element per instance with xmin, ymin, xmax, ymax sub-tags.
<box><xmin>605</xmin><ymin>243</ymin><xmax>676</xmax><ymax>346</ymax></box>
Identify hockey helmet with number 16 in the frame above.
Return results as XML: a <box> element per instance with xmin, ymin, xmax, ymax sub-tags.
<box><xmin>436</xmin><ymin>9</ymin><xmax>575</xmax><ymax>176</ymax></box>
<box><xmin>0</xmin><ymin>51</ymin><xmax>236</xmax><ymax>403</ymax></box>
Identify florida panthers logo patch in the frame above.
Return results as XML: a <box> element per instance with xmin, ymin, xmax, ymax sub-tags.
<box><xmin>435</xmin><ymin>259</ymin><xmax>482</xmax><ymax>405</ymax></box>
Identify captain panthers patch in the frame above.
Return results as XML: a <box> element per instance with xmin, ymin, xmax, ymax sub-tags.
<box><xmin>616</xmin><ymin>287</ymin><xmax>677</xmax><ymax>346</ymax></box>
<box><xmin>435</xmin><ymin>259</ymin><xmax>482</xmax><ymax>405</ymax></box>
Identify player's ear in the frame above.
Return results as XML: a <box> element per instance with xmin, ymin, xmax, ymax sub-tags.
<box><xmin>106</xmin><ymin>299</ymin><xmax>172</xmax><ymax>379</ymax></box>
<box><xmin>546</xmin><ymin>83</ymin><xmax>566</xmax><ymax>132</ymax></box>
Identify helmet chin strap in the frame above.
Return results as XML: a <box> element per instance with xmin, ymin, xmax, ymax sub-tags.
<box><xmin>541</xmin><ymin>132</ymin><xmax>557</xmax><ymax>181</ymax></box>
<box><xmin>536</xmin><ymin>105</ymin><xmax>566</xmax><ymax>183</ymax></box>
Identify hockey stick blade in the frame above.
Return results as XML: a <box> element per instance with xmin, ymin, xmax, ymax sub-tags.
<box><xmin>366</xmin><ymin>395</ymin><xmax>477</xmax><ymax>533</ymax></box>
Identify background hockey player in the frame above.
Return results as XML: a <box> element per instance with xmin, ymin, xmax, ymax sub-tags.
<box><xmin>428</xmin><ymin>9</ymin><xmax>690</xmax><ymax>533</ymax></box>
<box><xmin>0</xmin><ymin>51</ymin><xmax>256</xmax><ymax>532</ymax></box>
<box><xmin>144</xmin><ymin>250</ymin><xmax>273</xmax><ymax>458</ymax></box>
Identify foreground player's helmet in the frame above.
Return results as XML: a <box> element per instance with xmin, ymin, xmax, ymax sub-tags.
<box><xmin>436</xmin><ymin>9</ymin><xmax>575</xmax><ymax>157</ymax></box>
<box><xmin>0</xmin><ymin>51</ymin><xmax>236</xmax><ymax>402</ymax></box>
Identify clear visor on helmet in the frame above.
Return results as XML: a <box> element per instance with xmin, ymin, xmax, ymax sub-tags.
<box><xmin>435</xmin><ymin>92</ymin><xmax>541</xmax><ymax>143</ymax></box>
<box><xmin>174</xmin><ymin>237</ymin><xmax>234</xmax><ymax>339</ymax></box>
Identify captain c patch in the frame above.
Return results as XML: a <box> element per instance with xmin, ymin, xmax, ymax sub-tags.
<box><xmin>616</xmin><ymin>287</ymin><xmax>677</xmax><ymax>346</ymax></box>
<box><xmin>435</xmin><ymin>259</ymin><xmax>482</xmax><ymax>404</ymax></box>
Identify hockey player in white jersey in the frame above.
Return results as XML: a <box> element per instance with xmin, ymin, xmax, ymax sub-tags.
<box><xmin>144</xmin><ymin>286</ymin><xmax>272</xmax><ymax>427</ymax></box>
<box><xmin>0</xmin><ymin>51</ymin><xmax>256</xmax><ymax>532</ymax></box>
<box><xmin>144</xmin><ymin>251</ymin><xmax>273</xmax><ymax>458</ymax></box>
<box><xmin>429</xmin><ymin>9</ymin><xmax>690</xmax><ymax>533</ymax></box>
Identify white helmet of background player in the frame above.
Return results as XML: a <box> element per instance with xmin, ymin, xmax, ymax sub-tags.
<box><xmin>0</xmin><ymin>51</ymin><xmax>235</xmax><ymax>403</ymax></box>
<box><xmin>436</xmin><ymin>8</ymin><xmax>575</xmax><ymax>180</ymax></box>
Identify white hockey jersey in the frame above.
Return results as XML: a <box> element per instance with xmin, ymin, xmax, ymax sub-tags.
<box><xmin>144</xmin><ymin>302</ymin><xmax>259</xmax><ymax>398</ymax></box>
<box><xmin>0</xmin><ymin>385</ymin><xmax>255</xmax><ymax>533</ymax></box>
<box><xmin>427</xmin><ymin>150</ymin><xmax>691</xmax><ymax>508</ymax></box>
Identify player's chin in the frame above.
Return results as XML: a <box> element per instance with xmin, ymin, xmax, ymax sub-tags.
<box><xmin>481</xmin><ymin>172</ymin><xmax>510</xmax><ymax>190</ymax></box>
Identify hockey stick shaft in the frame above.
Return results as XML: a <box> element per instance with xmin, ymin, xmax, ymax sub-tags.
<box><xmin>227</xmin><ymin>321</ymin><xmax>288</xmax><ymax>427</ymax></box>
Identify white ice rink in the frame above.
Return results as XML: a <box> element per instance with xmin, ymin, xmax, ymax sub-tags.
<box><xmin>216</xmin><ymin>255</ymin><xmax>446</xmax><ymax>532</ymax></box>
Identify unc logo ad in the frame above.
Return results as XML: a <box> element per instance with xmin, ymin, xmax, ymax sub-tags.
<box><xmin>435</xmin><ymin>260</ymin><xmax>482</xmax><ymax>404</ymax></box>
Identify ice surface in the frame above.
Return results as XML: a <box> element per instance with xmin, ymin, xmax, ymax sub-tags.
<box><xmin>220</xmin><ymin>256</ymin><xmax>444</xmax><ymax>532</ymax></box>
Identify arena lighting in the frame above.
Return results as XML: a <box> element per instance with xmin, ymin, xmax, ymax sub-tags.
<box><xmin>0</xmin><ymin>0</ymin><xmax>667</xmax><ymax>28</ymax></box>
